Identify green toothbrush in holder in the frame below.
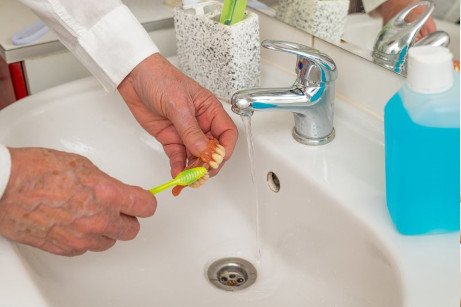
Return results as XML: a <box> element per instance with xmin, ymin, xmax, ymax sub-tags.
<box><xmin>219</xmin><ymin>0</ymin><xmax>247</xmax><ymax>25</ymax></box>
<box><xmin>173</xmin><ymin>2</ymin><xmax>260</xmax><ymax>99</ymax></box>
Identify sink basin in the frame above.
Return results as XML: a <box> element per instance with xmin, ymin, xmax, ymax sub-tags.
<box><xmin>0</xmin><ymin>60</ymin><xmax>457</xmax><ymax>306</ymax></box>
<box><xmin>343</xmin><ymin>13</ymin><xmax>460</xmax><ymax>60</ymax></box>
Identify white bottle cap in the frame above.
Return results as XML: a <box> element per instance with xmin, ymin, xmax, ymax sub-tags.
<box><xmin>407</xmin><ymin>45</ymin><xmax>454</xmax><ymax>94</ymax></box>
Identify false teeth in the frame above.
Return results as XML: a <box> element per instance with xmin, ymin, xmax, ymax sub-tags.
<box><xmin>215</xmin><ymin>145</ymin><xmax>225</xmax><ymax>157</ymax></box>
<box><xmin>212</xmin><ymin>153</ymin><xmax>224</xmax><ymax>164</ymax></box>
<box><xmin>190</xmin><ymin>172</ymin><xmax>210</xmax><ymax>189</ymax></box>
<box><xmin>174</xmin><ymin>139</ymin><xmax>225</xmax><ymax>195</ymax></box>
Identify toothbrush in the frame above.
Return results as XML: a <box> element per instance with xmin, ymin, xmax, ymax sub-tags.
<box><xmin>220</xmin><ymin>0</ymin><xmax>248</xmax><ymax>25</ymax></box>
<box><xmin>149</xmin><ymin>167</ymin><xmax>208</xmax><ymax>195</ymax></box>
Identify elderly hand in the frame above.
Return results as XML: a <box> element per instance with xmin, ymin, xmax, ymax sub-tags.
<box><xmin>0</xmin><ymin>148</ymin><xmax>156</xmax><ymax>256</ymax></box>
<box><xmin>377</xmin><ymin>0</ymin><xmax>436</xmax><ymax>41</ymax></box>
<box><xmin>117</xmin><ymin>54</ymin><xmax>238</xmax><ymax>178</ymax></box>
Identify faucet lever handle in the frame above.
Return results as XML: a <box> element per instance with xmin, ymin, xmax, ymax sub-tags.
<box><xmin>391</xmin><ymin>1</ymin><xmax>433</xmax><ymax>30</ymax></box>
<box><xmin>373</xmin><ymin>1</ymin><xmax>434</xmax><ymax>57</ymax></box>
<box><xmin>261</xmin><ymin>40</ymin><xmax>337</xmax><ymax>83</ymax></box>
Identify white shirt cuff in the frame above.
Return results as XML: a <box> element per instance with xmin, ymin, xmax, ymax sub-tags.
<box><xmin>74</xmin><ymin>4</ymin><xmax>159</xmax><ymax>90</ymax></box>
<box><xmin>0</xmin><ymin>145</ymin><xmax>12</xmax><ymax>200</ymax></box>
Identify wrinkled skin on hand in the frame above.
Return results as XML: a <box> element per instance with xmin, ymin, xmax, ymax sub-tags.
<box><xmin>377</xmin><ymin>0</ymin><xmax>436</xmax><ymax>41</ymax></box>
<box><xmin>0</xmin><ymin>148</ymin><xmax>156</xmax><ymax>256</ymax></box>
<box><xmin>117</xmin><ymin>54</ymin><xmax>238</xmax><ymax>186</ymax></box>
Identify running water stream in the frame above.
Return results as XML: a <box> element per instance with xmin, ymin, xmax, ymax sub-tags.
<box><xmin>241</xmin><ymin>115</ymin><xmax>262</xmax><ymax>261</ymax></box>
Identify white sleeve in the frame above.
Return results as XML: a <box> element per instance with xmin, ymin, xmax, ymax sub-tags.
<box><xmin>19</xmin><ymin>0</ymin><xmax>159</xmax><ymax>91</ymax></box>
<box><xmin>361</xmin><ymin>0</ymin><xmax>386</xmax><ymax>13</ymax></box>
<box><xmin>0</xmin><ymin>145</ymin><xmax>12</xmax><ymax>200</ymax></box>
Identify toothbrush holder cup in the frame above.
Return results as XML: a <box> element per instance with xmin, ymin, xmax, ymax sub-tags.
<box><xmin>174</xmin><ymin>4</ymin><xmax>261</xmax><ymax>100</ymax></box>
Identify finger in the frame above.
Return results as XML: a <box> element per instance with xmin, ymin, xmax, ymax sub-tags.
<box><xmin>74</xmin><ymin>211</ymin><xmax>141</xmax><ymax>241</ymax></box>
<box><xmin>87</xmin><ymin>235</ymin><xmax>117</xmax><ymax>252</ymax></box>
<box><xmin>64</xmin><ymin>249</ymin><xmax>87</xmax><ymax>257</ymax></box>
<box><xmin>150</xmin><ymin>124</ymin><xmax>188</xmax><ymax>177</ymax></box>
<box><xmin>38</xmin><ymin>241</ymin><xmax>67</xmax><ymax>256</ymax></box>
<box><xmin>105</xmin><ymin>214</ymin><xmax>140</xmax><ymax>241</ymax></box>
<box><xmin>207</xmin><ymin>160</ymin><xmax>226</xmax><ymax>178</ymax></box>
<box><xmin>37</xmin><ymin>226</ymin><xmax>87</xmax><ymax>256</ymax></box>
<box><xmin>208</xmin><ymin>104</ymin><xmax>238</xmax><ymax>161</ymax></box>
<box><xmin>419</xmin><ymin>25</ymin><xmax>434</xmax><ymax>38</ymax></box>
<box><xmin>425</xmin><ymin>17</ymin><xmax>437</xmax><ymax>33</ymax></box>
<box><xmin>168</xmin><ymin>101</ymin><xmax>210</xmax><ymax>158</ymax></box>
<box><xmin>163</xmin><ymin>143</ymin><xmax>187</xmax><ymax>177</ymax></box>
<box><xmin>48</xmin><ymin>236</ymin><xmax>87</xmax><ymax>257</ymax></box>
<box><xmin>94</xmin><ymin>181</ymin><xmax>157</xmax><ymax>218</ymax></box>
<box><xmin>216</xmin><ymin>128</ymin><xmax>238</xmax><ymax>162</ymax></box>
<box><xmin>48</xmin><ymin>245</ymin><xmax>86</xmax><ymax>257</ymax></box>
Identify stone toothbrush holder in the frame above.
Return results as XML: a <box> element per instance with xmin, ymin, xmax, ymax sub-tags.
<box><xmin>173</xmin><ymin>3</ymin><xmax>261</xmax><ymax>100</ymax></box>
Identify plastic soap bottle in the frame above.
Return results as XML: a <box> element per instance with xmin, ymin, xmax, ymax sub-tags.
<box><xmin>384</xmin><ymin>46</ymin><xmax>460</xmax><ymax>235</ymax></box>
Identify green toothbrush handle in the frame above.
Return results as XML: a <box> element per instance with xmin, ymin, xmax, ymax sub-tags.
<box><xmin>149</xmin><ymin>179</ymin><xmax>178</xmax><ymax>195</ymax></box>
<box><xmin>149</xmin><ymin>167</ymin><xmax>207</xmax><ymax>196</ymax></box>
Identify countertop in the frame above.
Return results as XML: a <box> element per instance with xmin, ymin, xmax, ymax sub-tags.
<box><xmin>0</xmin><ymin>0</ymin><xmax>174</xmax><ymax>63</ymax></box>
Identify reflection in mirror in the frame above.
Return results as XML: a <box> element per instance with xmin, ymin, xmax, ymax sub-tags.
<box><xmin>273</xmin><ymin>0</ymin><xmax>350</xmax><ymax>42</ymax></box>
<box><xmin>250</xmin><ymin>0</ymin><xmax>460</xmax><ymax>75</ymax></box>
<box><xmin>371</xmin><ymin>1</ymin><xmax>449</xmax><ymax>75</ymax></box>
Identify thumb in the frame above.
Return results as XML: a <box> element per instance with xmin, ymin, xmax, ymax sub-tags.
<box><xmin>169</xmin><ymin>107</ymin><xmax>209</xmax><ymax>158</ymax></box>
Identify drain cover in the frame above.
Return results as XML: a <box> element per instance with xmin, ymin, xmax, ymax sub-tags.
<box><xmin>207</xmin><ymin>257</ymin><xmax>257</xmax><ymax>291</ymax></box>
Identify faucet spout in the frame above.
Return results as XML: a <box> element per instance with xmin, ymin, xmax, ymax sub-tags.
<box><xmin>231</xmin><ymin>86</ymin><xmax>315</xmax><ymax>116</ymax></box>
<box><xmin>231</xmin><ymin>83</ymin><xmax>335</xmax><ymax>145</ymax></box>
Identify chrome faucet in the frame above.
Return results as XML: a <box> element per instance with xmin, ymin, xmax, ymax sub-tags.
<box><xmin>372</xmin><ymin>1</ymin><xmax>450</xmax><ymax>75</ymax></box>
<box><xmin>231</xmin><ymin>40</ymin><xmax>337</xmax><ymax>146</ymax></box>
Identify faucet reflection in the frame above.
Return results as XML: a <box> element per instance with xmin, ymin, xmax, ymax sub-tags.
<box><xmin>372</xmin><ymin>1</ymin><xmax>450</xmax><ymax>75</ymax></box>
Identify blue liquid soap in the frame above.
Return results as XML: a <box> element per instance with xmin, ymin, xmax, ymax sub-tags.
<box><xmin>384</xmin><ymin>73</ymin><xmax>460</xmax><ymax>235</ymax></box>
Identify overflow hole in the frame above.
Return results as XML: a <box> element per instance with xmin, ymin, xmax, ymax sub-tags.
<box><xmin>267</xmin><ymin>171</ymin><xmax>280</xmax><ymax>193</ymax></box>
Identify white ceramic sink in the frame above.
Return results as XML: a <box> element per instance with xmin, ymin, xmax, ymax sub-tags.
<box><xmin>343</xmin><ymin>13</ymin><xmax>460</xmax><ymax>60</ymax></box>
<box><xmin>0</xmin><ymin>60</ymin><xmax>457</xmax><ymax>307</ymax></box>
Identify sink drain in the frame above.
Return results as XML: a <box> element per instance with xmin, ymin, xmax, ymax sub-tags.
<box><xmin>207</xmin><ymin>257</ymin><xmax>257</xmax><ymax>291</ymax></box>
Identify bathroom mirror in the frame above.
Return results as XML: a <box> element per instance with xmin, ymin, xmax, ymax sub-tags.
<box><xmin>249</xmin><ymin>0</ymin><xmax>460</xmax><ymax>74</ymax></box>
